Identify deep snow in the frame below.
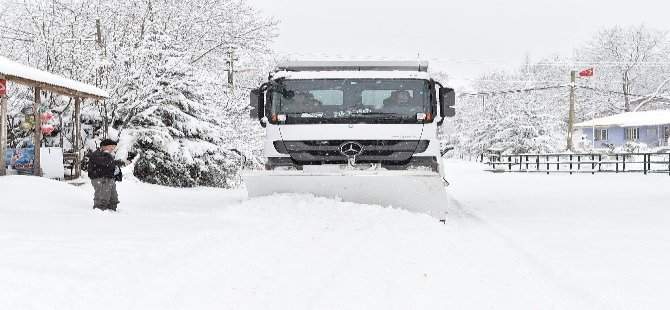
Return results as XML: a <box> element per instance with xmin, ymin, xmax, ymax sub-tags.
<box><xmin>0</xmin><ymin>160</ymin><xmax>668</xmax><ymax>309</ymax></box>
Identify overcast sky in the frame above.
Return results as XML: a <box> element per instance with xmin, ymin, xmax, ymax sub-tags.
<box><xmin>246</xmin><ymin>0</ymin><xmax>670</xmax><ymax>83</ymax></box>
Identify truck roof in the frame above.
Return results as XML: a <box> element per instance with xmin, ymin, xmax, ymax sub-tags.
<box><xmin>271</xmin><ymin>70</ymin><xmax>431</xmax><ymax>81</ymax></box>
<box><xmin>276</xmin><ymin>61</ymin><xmax>429</xmax><ymax>72</ymax></box>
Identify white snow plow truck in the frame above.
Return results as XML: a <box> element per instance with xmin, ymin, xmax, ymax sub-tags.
<box><xmin>242</xmin><ymin>61</ymin><xmax>455</xmax><ymax>219</ymax></box>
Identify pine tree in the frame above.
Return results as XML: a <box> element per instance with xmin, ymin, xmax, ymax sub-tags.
<box><xmin>123</xmin><ymin>31</ymin><xmax>242</xmax><ymax>187</ymax></box>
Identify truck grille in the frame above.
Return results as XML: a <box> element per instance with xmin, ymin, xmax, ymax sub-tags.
<box><xmin>274</xmin><ymin>140</ymin><xmax>429</xmax><ymax>164</ymax></box>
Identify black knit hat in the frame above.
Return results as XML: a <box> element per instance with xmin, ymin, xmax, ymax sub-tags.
<box><xmin>100</xmin><ymin>139</ymin><xmax>118</xmax><ymax>147</ymax></box>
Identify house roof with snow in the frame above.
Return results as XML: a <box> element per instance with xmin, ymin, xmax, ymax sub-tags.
<box><xmin>574</xmin><ymin>110</ymin><xmax>670</xmax><ymax>128</ymax></box>
<box><xmin>0</xmin><ymin>55</ymin><xmax>109</xmax><ymax>99</ymax></box>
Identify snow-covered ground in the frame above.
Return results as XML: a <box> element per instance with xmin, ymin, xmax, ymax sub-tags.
<box><xmin>446</xmin><ymin>161</ymin><xmax>670</xmax><ymax>309</ymax></box>
<box><xmin>1</xmin><ymin>161</ymin><xmax>668</xmax><ymax>309</ymax></box>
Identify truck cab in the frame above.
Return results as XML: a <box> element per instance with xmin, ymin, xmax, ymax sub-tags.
<box><xmin>250</xmin><ymin>61</ymin><xmax>455</xmax><ymax>178</ymax></box>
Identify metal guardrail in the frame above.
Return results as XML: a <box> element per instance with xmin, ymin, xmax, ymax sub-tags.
<box><xmin>484</xmin><ymin>153</ymin><xmax>670</xmax><ymax>175</ymax></box>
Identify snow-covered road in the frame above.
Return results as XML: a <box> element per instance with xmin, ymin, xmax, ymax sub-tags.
<box><xmin>1</xmin><ymin>161</ymin><xmax>667</xmax><ymax>309</ymax></box>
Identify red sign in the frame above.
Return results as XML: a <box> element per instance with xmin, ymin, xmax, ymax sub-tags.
<box><xmin>579</xmin><ymin>68</ymin><xmax>594</xmax><ymax>77</ymax></box>
<box><xmin>0</xmin><ymin>79</ymin><xmax>6</xmax><ymax>95</ymax></box>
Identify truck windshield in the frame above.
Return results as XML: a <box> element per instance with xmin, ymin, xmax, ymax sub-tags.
<box><xmin>271</xmin><ymin>79</ymin><xmax>430</xmax><ymax>124</ymax></box>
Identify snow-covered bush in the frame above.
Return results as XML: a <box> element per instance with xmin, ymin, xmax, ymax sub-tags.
<box><xmin>615</xmin><ymin>141</ymin><xmax>650</xmax><ymax>153</ymax></box>
<box><xmin>133</xmin><ymin>145</ymin><xmax>242</xmax><ymax>188</ymax></box>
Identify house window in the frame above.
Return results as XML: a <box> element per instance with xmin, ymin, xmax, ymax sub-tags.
<box><xmin>595</xmin><ymin>129</ymin><xmax>608</xmax><ymax>141</ymax></box>
<box><xmin>625</xmin><ymin>127</ymin><xmax>639</xmax><ymax>140</ymax></box>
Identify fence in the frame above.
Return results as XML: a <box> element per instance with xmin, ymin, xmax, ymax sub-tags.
<box><xmin>484</xmin><ymin>153</ymin><xmax>670</xmax><ymax>175</ymax></box>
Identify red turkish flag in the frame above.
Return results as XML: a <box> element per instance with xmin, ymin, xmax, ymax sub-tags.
<box><xmin>0</xmin><ymin>79</ymin><xmax>6</xmax><ymax>95</ymax></box>
<box><xmin>579</xmin><ymin>68</ymin><xmax>594</xmax><ymax>77</ymax></box>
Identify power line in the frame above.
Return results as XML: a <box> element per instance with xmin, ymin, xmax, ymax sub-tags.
<box><xmin>461</xmin><ymin>85</ymin><xmax>567</xmax><ymax>96</ymax></box>
<box><xmin>535</xmin><ymin>62</ymin><xmax>670</xmax><ymax>67</ymax></box>
<box><xmin>274</xmin><ymin>51</ymin><xmax>670</xmax><ymax>67</ymax></box>
<box><xmin>0</xmin><ymin>24</ymin><xmax>36</xmax><ymax>36</ymax></box>
<box><xmin>577</xmin><ymin>85</ymin><xmax>657</xmax><ymax>98</ymax></box>
<box><xmin>0</xmin><ymin>36</ymin><xmax>33</xmax><ymax>42</ymax></box>
<box><xmin>460</xmin><ymin>84</ymin><xmax>668</xmax><ymax>99</ymax></box>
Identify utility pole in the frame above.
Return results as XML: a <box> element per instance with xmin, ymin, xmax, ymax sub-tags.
<box><xmin>95</xmin><ymin>18</ymin><xmax>104</xmax><ymax>48</ymax></box>
<box><xmin>225</xmin><ymin>47</ymin><xmax>238</xmax><ymax>87</ymax></box>
<box><xmin>567</xmin><ymin>70</ymin><xmax>576</xmax><ymax>151</ymax></box>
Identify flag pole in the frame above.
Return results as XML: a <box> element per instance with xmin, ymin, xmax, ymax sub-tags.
<box><xmin>567</xmin><ymin>70</ymin><xmax>576</xmax><ymax>151</ymax></box>
<box><xmin>591</xmin><ymin>67</ymin><xmax>596</xmax><ymax>149</ymax></box>
<box><xmin>574</xmin><ymin>68</ymin><xmax>595</xmax><ymax>150</ymax></box>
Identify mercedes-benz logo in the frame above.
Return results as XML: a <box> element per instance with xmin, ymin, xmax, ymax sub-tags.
<box><xmin>339</xmin><ymin>142</ymin><xmax>363</xmax><ymax>157</ymax></box>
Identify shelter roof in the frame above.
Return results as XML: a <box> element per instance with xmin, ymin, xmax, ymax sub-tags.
<box><xmin>0</xmin><ymin>56</ymin><xmax>108</xmax><ymax>99</ymax></box>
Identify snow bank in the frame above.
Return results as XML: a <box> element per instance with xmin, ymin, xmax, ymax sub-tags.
<box><xmin>0</xmin><ymin>175</ymin><xmax>89</xmax><ymax>213</ymax></box>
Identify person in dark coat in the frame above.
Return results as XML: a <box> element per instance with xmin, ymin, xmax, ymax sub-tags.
<box><xmin>88</xmin><ymin>139</ymin><xmax>131</xmax><ymax>211</ymax></box>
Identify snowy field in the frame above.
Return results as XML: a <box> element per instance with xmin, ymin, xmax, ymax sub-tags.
<box><xmin>1</xmin><ymin>160</ymin><xmax>668</xmax><ymax>309</ymax></box>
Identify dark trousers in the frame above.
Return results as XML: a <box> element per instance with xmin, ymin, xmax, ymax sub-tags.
<box><xmin>91</xmin><ymin>178</ymin><xmax>119</xmax><ymax>210</ymax></box>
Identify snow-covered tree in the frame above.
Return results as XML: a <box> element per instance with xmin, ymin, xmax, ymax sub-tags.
<box><xmin>446</xmin><ymin>56</ymin><xmax>571</xmax><ymax>157</ymax></box>
<box><xmin>447</xmin><ymin>25</ymin><xmax>670</xmax><ymax>158</ymax></box>
<box><xmin>0</xmin><ymin>0</ymin><xmax>279</xmax><ymax>187</ymax></box>
<box><xmin>575</xmin><ymin>25</ymin><xmax>670</xmax><ymax>112</ymax></box>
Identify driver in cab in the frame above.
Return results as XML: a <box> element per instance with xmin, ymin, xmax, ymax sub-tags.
<box><xmin>388</xmin><ymin>90</ymin><xmax>411</xmax><ymax>105</ymax></box>
<box><xmin>381</xmin><ymin>90</ymin><xmax>419</xmax><ymax>112</ymax></box>
<box><xmin>282</xmin><ymin>91</ymin><xmax>322</xmax><ymax>113</ymax></box>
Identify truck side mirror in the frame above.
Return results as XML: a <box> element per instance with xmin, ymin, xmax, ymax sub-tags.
<box><xmin>250</xmin><ymin>88</ymin><xmax>266</xmax><ymax>128</ymax></box>
<box><xmin>250</xmin><ymin>89</ymin><xmax>262</xmax><ymax>118</ymax></box>
<box><xmin>440</xmin><ymin>88</ymin><xmax>456</xmax><ymax>118</ymax></box>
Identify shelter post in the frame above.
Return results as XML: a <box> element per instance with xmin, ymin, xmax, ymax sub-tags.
<box><xmin>74</xmin><ymin>97</ymin><xmax>82</xmax><ymax>178</ymax></box>
<box><xmin>0</xmin><ymin>91</ymin><xmax>7</xmax><ymax>176</ymax></box>
<box><xmin>33</xmin><ymin>86</ymin><xmax>42</xmax><ymax>176</ymax></box>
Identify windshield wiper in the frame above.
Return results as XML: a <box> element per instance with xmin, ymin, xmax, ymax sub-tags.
<box><xmin>285</xmin><ymin>112</ymin><xmax>322</xmax><ymax>116</ymax></box>
<box><xmin>284</xmin><ymin>113</ymin><xmax>339</xmax><ymax>123</ymax></box>
<box><xmin>350</xmin><ymin>111</ymin><xmax>397</xmax><ymax>115</ymax></box>
<box><xmin>348</xmin><ymin>111</ymin><xmax>405</xmax><ymax>118</ymax></box>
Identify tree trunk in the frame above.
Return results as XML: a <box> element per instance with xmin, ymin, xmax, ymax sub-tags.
<box><xmin>623</xmin><ymin>71</ymin><xmax>631</xmax><ymax>112</ymax></box>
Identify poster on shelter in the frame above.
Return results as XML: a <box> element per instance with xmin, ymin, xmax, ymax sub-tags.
<box><xmin>5</xmin><ymin>148</ymin><xmax>35</xmax><ymax>175</ymax></box>
<box><xmin>0</xmin><ymin>79</ymin><xmax>7</xmax><ymax>95</ymax></box>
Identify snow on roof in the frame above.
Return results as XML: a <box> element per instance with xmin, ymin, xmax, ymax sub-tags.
<box><xmin>574</xmin><ymin>110</ymin><xmax>670</xmax><ymax>128</ymax></box>
<box><xmin>271</xmin><ymin>70</ymin><xmax>432</xmax><ymax>80</ymax></box>
<box><xmin>0</xmin><ymin>55</ymin><xmax>109</xmax><ymax>99</ymax></box>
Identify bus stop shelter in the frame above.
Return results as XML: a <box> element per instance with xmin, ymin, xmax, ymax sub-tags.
<box><xmin>0</xmin><ymin>55</ymin><xmax>109</xmax><ymax>178</ymax></box>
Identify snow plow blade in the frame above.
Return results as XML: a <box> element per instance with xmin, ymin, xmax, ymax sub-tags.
<box><xmin>241</xmin><ymin>169</ymin><xmax>449</xmax><ymax>219</ymax></box>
